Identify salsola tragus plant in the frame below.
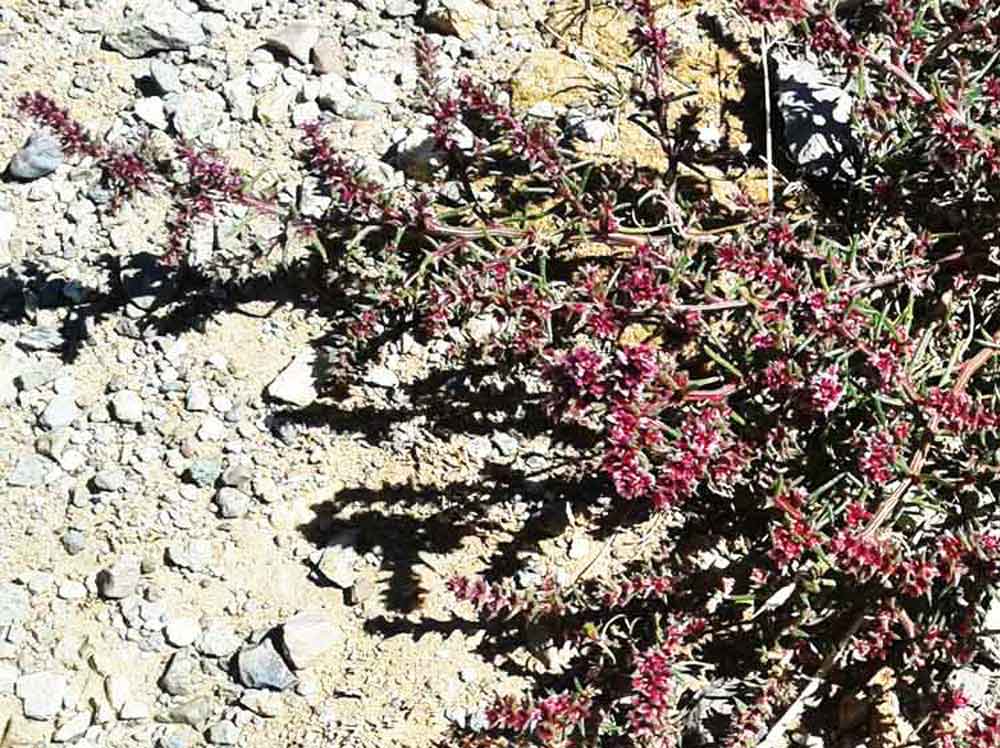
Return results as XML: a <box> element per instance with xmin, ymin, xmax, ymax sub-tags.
<box><xmin>12</xmin><ymin>0</ymin><xmax>1000</xmax><ymax>744</ymax></box>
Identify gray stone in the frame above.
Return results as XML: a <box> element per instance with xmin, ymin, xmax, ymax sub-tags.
<box><xmin>207</xmin><ymin>720</ymin><xmax>240</xmax><ymax>745</ymax></box>
<box><xmin>185</xmin><ymin>382</ymin><xmax>211</xmax><ymax>412</ymax></box>
<box><xmin>316</xmin><ymin>72</ymin><xmax>349</xmax><ymax>112</ymax></box>
<box><xmin>16</xmin><ymin>671</ymin><xmax>67</xmax><ymax>720</ymax></box>
<box><xmin>57</xmin><ymin>580</ymin><xmax>87</xmax><ymax>600</ymax></box>
<box><xmin>187</xmin><ymin>458</ymin><xmax>222</xmax><ymax>487</ymax></box>
<box><xmin>220</xmin><ymin>461</ymin><xmax>253</xmax><ymax>491</ymax></box>
<box><xmin>265</xmin><ymin>22</ymin><xmax>320</xmax><ymax>64</ymax></box>
<box><xmin>311</xmin><ymin>37</ymin><xmax>341</xmax><ymax>74</ymax></box>
<box><xmin>196</xmin><ymin>622</ymin><xmax>241</xmax><ymax>657</ymax></box>
<box><xmin>222</xmin><ymin>76</ymin><xmax>255</xmax><ymax>122</ymax></box>
<box><xmin>280</xmin><ymin>612</ymin><xmax>343</xmax><ymax>669</ymax></box>
<box><xmin>365</xmin><ymin>365</ymin><xmax>399</xmax><ymax>388</ymax></box>
<box><xmin>168</xmin><ymin>696</ymin><xmax>214</xmax><ymax>728</ymax></box>
<box><xmin>239</xmin><ymin>690</ymin><xmax>282</xmax><ymax>717</ymax></box>
<box><xmin>291</xmin><ymin>101</ymin><xmax>321</xmax><ymax>127</ymax></box>
<box><xmin>17</xmin><ymin>326</ymin><xmax>65</xmax><ymax>351</ymax></box>
<box><xmin>214</xmin><ymin>487</ymin><xmax>250</xmax><ymax>518</ymax></box>
<box><xmin>172</xmin><ymin>91</ymin><xmax>227</xmax><ymax>142</ymax></box>
<box><xmin>385</xmin><ymin>0</ymin><xmax>419</xmax><ymax>15</ymax></box>
<box><xmin>0</xmin><ymin>662</ymin><xmax>18</xmax><ymax>695</ymax></box>
<box><xmin>8</xmin><ymin>454</ymin><xmax>57</xmax><ymax>488</ymax></box>
<box><xmin>236</xmin><ymin>639</ymin><xmax>297</xmax><ymax>691</ymax></box>
<box><xmin>159</xmin><ymin>727</ymin><xmax>200</xmax><ymax>748</ymax></box>
<box><xmin>315</xmin><ymin>545</ymin><xmax>359</xmax><ymax>589</ymax></box>
<box><xmin>7</xmin><ymin>131</ymin><xmax>63</xmax><ymax>181</ymax></box>
<box><xmin>167</xmin><ymin>538</ymin><xmax>213</xmax><ymax>572</ymax></box>
<box><xmin>120</xmin><ymin>700</ymin><xmax>150</xmax><ymax>720</ymax></box>
<box><xmin>61</xmin><ymin>529</ymin><xmax>86</xmax><ymax>555</ymax></box>
<box><xmin>776</xmin><ymin>55</ymin><xmax>857</xmax><ymax>183</ymax></box>
<box><xmin>93</xmin><ymin>468</ymin><xmax>126</xmax><ymax>492</ymax></box>
<box><xmin>97</xmin><ymin>555</ymin><xmax>141</xmax><ymax>599</ymax></box>
<box><xmin>255</xmin><ymin>86</ymin><xmax>297</xmax><ymax>126</ymax></box>
<box><xmin>40</xmin><ymin>395</ymin><xmax>80</xmax><ymax>430</ymax></box>
<box><xmin>0</xmin><ymin>583</ymin><xmax>29</xmax><ymax>626</ymax></box>
<box><xmin>160</xmin><ymin>651</ymin><xmax>197</xmax><ymax>696</ymax></box>
<box><xmin>110</xmin><ymin>390</ymin><xmax>144</xmax><ymax>423</ymax></box>
<box><xmin>266</xmin><ymin>350</ymin><xmax>318</xmax><ymax>407</ymax></box>
<box><xmin>365</xmin><ymin>74</ymin><xmax>398</xmax><ymax>105</ymax></box>
<box><xmin>105</xmin><ymin>3</ymin><xmax>207</xmax><ymax>58</ymax></box>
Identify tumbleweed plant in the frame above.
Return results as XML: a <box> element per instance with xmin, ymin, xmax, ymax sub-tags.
<box><xmin>12</xmin><ymin>0</ymin><xmax>1000</xmax><ymax>744</ymax></box>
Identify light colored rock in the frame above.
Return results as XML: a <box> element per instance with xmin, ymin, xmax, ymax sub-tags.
<box><xmin>40</xmin><ymin>395</ymin><xmax>80</xmax><ymax>430</ymax></box>
<box><xmin>311</xmin><ymin>37</ymin><xmax>341</xmax><ymax>74</ymax></box>
<box><xmin>280</xmin><ymin>612</ymin><xmax>343</xmax><ymax>669</ymax></box>
<box><xmin>214</xmin><ymin>487</ymin><xmax>250</xmax><ymax>518</ymax></box>
<box><xmin>149</xmin><ymin>59</ymin><xmax>182</xmax><ymax>93</ymax></box>
<box><xmin>255</xmin><ymin>86</ymin><xmax>297</xmax><ymax>126</ymax></box>
<box><xmin>110</xmin><ymin>390</ymin><xmax>144</xmax><ymax>423</ymax></box>
<box><xmin>172</xmin><ymin>91</ymin><xmax>227</xmax><ymax>142</ymax></box>
<box><xmin>16</xmin><ymin>671</ymin><xmax>67</xmax><ymax>720</ymax></box>
<box><xmin>52</xmin><ymin>712</ymin><xmax>91</xmax><ymax>742</ymax></box>
<box><xmin>7</xmin><ymin>454</ymin><xmax>58</xmax><ymax>488</ymax></box>
<box><xmin>207</xmin><ymin>720</ymin><xmax>240</xmax><ymax>745</ymax></box>
<box><xmin>105</xmin><ymin>3</ymin><xmax>207</xmax><ymax>58</ymax></box>
<box><xmin>135</xmin><ymin>97</ymin><xmax>169</xmax><ymax>130</ymax></box>
<box><xmin>105</xmin><ymin>675</ymin><xmax>129</xmax><ymax>712</ymax></box>
<box><xmin>266</xmin><ymin>350</ymin><xmax>318</xmax><ymax>407</ymax></box>
<box><xmin>0</xmin><ymin>583</ymin><xmax>29</xmax><ymax>626</ymax></box>
<box><xmin>97</xmin><ymin>555</ymin><xmax>141</xmax><ymax>599</ymax></box>
<box><xmin>165</xmin><ymin>617</ymin><xmax>201</xmax><ymax>647</ymax></box>
<box><xmin>265</xmin><ymin>22</ymin><xmax>320</xmax><ymax>64</ymax></box>
<box><xmin>0</xmin><ymin>208</ymin><xmax>14</xmax><ymax>262</ymax></box>
<box><xmin>7</xmin><ymin>131</ymin><xmax>63</xmax><ymax>181</ymax></box>
<box><xmin>422</xmin><ymin>0</ymin><xmax>491</xmax><ymax>39</ymax></box>
<box><xmin>223</xmin><ymin>76</ymin><xmax>255</xmax><ymax>121</ymax></box>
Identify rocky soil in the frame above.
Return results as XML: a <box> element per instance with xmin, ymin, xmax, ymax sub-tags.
<box><xmin>0</xmin><ymin>0</ymin><xmax>557</xmax><ymax>745</ymax></box>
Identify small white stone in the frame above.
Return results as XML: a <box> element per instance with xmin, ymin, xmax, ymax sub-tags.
<box><xmin>165</xmin><ymin>617</ymin><xmax>201</xmax><ymax>647</ymax></box>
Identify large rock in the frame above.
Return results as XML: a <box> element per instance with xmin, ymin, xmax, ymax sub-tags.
<box><xmin>105</xmin><ymin>3</ymin><xmax>206</xmax><ymax>58</ymax></box>
<box><xmin>775</xmin><ymin>55</ymin><xmax>857</xmax><ymax>183</ymax></box>
<box><xmin>264</xmin><ymin>22</ymin><xmax>320</xmax><ymax>64</ymax></box>
<box><xmin>171</xmin><ymin>91</ymin><xmax>227</xmax><ymax>142</ymax></box>
<box><xmin>266</xmin><ymin>350</ymin><xmax>318</xmax><ymax>407</ymax></box>
<box><xmin>236</xmin><ymin>639</ymin><xmax>297</xmax><ymax>691</ymax></box>
<box><xmin>421</xmin><ymin>0</ymin><xmax>491</xmax><ymax>39</ymax></box>
<box><xmin>16</xmin><ymin>671</ymin><xmax>67</xmax><ymax>720</ymax></box>
<box><xmin>0</xmin><ymin>583</ymin><xmax>29</xmax><ymax>626</ymax></box>
<box><xmin>279</xmin><ymin>612</ymin><xmax>343</xmax><ymax>669</ymax></box>
<box><xmin>97</xmin><ymin>555</ymin><xmax>141</xmax><ymax>599</ymax></box>
<box><xmin>7</xmin><ymin>131</ymin><xmax>63</xmax><ymax>181</ymax></box>
<box><xmin>7</xmin><ymin>454</ymin><xmax>58</xmax><ymax>488</ymax></box>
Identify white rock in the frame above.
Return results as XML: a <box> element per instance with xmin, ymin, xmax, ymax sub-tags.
<box><xmin>267</xmin><ymin>350</ymin><xmax>318</xmax><ymax>407</ymax></box>
<box><xmin>52</xmin><ymin>712</ymin><xmax>91</xmax><ymax>742</ymax></box>
<box><xmin>105</xmin><ymin>675</ymin><xmax>129</xmax><ymax>712</ymax></box>
<box><xmin>165</xmin><ymin>617</ymin><xmax>201</xmax><ymax>647</ymax></box>
<box><xmin>135</xmin><ymin>97</ymin><xmax>169</xmax><ymax>130</ymax></box>
<box><xmin>17</xmin><ymin>671</ymin><xmax>67</xmax><ymax>720</ymax></box>
<box><xmin>280</xmin><ymin>612</ymin><xmax>344</xmax><ymax>669</ymax></box>
<box><xmin>265</xmin><ymin>21</ymin><xmax>320</xmax><ymax>64</ymax></box>
<box><xmin>110</xmin><ymin>390</ymin><xmax>144</xmax><ymax>423</ymax></box>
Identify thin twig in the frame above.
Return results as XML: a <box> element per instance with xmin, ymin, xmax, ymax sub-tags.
<box><xmin>761</xmin><ymin>28</ymin><xmax>775</xmax><ymax>213</ymax></box>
